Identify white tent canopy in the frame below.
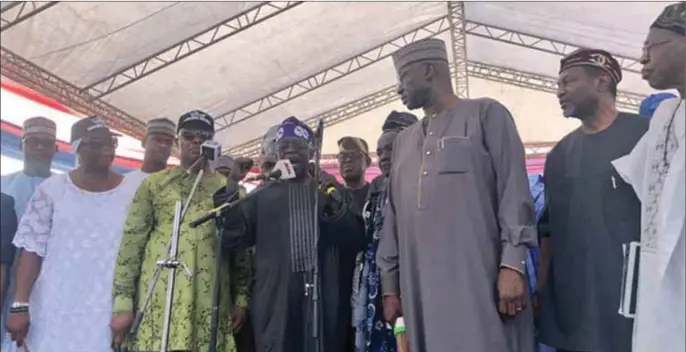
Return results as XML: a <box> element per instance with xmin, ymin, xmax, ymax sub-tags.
<box><xmin>0</xmin><ymin>1</ymin><xmax>668</xmax><ymax>156</ymax></box>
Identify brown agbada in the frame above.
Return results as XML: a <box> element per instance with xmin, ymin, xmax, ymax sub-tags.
<box><xmin>377</xmin><ymin>97</ymin><xmax>538</xmax><ymax>351</ymax></box>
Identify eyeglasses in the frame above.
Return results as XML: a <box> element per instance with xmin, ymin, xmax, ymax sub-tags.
<box><xmin>179</xmin><ymin>129</ymin><xmax>213</xmax><ymax>142</ymax></box>
<box><xmin>337</xmin><ymin>151</ymin><xmax>364</xmax><ymax>162</ymax></box>
<box><xmin>642</xmin><ymin>40</ymin><xmax>673</xmax><ymax>58</ymax></box>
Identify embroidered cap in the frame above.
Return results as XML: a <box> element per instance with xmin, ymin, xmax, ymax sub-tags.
<box><xmin>177</xmin><ymin>110</ymin><xmax>214</xmax><ymax>132</ymax></box>
<box><xmin>560</xmin><ymin>48</ymin><xmax>623</xmax><ymax>84</ymax></box>
<box><xmin>275</xmin><ymin>116</ymin><xmax>314</xmax><ymax>145</ymax></box>
<box><xmin>23</xmin><ymin>116</ymin><xmax>57</xmax><ymax>139</ymax></box>
<box><xmin>651</xmin><ymin>3</ymin><xmax>685</xmax><ymax>36</ymax></box>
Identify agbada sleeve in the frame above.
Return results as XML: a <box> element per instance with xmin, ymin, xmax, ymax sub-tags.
<box><xmin>377</xmin><ymin>174</ymin><xmax>400</xmax><ymax>297</ymax></box>
<box><xmin>229</xmin><ymin>249</ymin><xmax>252</xmax><ymax>309</ymax></box>
<box><xmin>482</xmin><ymin>99</ymin><xmax>538</xmax><ymax>275</ymax></box>
<box><xmin>227</xmin><ymin>188</ymin><xmax>253</xmax><ymax>309</ymax></box>
<box><xmin>112</xmin><ymin>178</ymin><xmax>155</xmax><ymax>313</ymax></box>
<box><xmin>612</xmin><ymin>132</ymin><xmax>650</xmax><ymax>202</ymax></box>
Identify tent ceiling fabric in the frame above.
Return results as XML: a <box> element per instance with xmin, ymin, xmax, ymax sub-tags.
<box><xmin>0</xmin><ymin>1</ymin><xmax>669</xmax><ymax>152</ymax></box>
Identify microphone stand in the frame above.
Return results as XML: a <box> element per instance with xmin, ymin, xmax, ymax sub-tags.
<box><xmin>208</xmin><ymin>209</ymin><xmax>226</xmax><ymax>352</ymax></box>
<box><xmin>308</xmin><ymin>119</ymin><xmax>325</xmax><ymax>352</ymax></box>
<box><xmin>128</xmin><ymin>158</ymin><xmax>206</xmax><ymax>352</ymax></box>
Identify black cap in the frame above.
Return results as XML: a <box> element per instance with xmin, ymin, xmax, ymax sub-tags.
<box><xmin>651</xmin><ymin>3</ymin><xmax>685</xmax><ymax>36</ymax></box>
<box><xmin>70</xmin><ymin>116</ymin><xmax>121</xmax><ymax>143</ymax></box>
<box><xmin>177</xmin><ymin>110</ymin><xmax>214</xmax><ymax>132</ymax></box>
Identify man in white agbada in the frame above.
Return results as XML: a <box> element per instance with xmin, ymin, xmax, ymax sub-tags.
<box><xmin>612</xmin><ymin>3</ymin><xmax>686</xmax><ymax>352</ymax></box>
<box><xmin>6</xmin><ymin>117</ymin><xmax>141</xmax><ymax>352</ymax></box>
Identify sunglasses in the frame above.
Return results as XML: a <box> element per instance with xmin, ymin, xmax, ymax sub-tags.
<box><xmin>179</xmin><ymin>129</ymin><xmax>213</xmax><ymax>142</ymax></box>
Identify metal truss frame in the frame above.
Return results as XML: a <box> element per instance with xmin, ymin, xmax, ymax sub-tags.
<box><xmin>0</xmin><ymin>1</ymin><xmax>57</xmax><ymax>32</ymax></box>
<box><xmin>83</xmin><ymin>1</ymin><xmax>302</xmax><ymax>99</ymax></box>
<box><xmin>215</xmin><ymin>14</ymin><xmax>642</xmax><ymax>134</ymax></box>
<box><xmin>467</xmin><ymin>61</ymin><xmax>645</xmax><ymax>111</ymax></box>
<box><xmin>0</xmin><ymin>47</ymin><xmax>147</xmax><ymax>139</ymax></box>
<box><xmin>448</xmin><ymin>2</ymin><xmax>469</xmax><ymax>99</ymax></box>
<box><xmin>225</xmin><ymin>61</ymin><xmax>645</xmax><ymax>157</ymax></box>
<box><xmin>224</xmin><ymin>85</ymin><xmax>399</xmax><ymax>156</ymax></box>
<box><xmin>214</xmin><ymin>16</ymin><xmax>453</xmax><ymax>132</ymax></box>
<box><xmin>464</xmin><ymin>21</ymin><xmax>641</xmax><ymax>75</ymax></box>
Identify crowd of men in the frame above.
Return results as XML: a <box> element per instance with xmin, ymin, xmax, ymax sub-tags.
<box><xmin>0</xmin><ymin>3</ymin><xmax>683</xmax><ymax>352</ymax></box>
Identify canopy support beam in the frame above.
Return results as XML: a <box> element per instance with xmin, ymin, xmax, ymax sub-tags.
<box><xmin>226</xmin><ymin>61</ymin><xmax>645</xmax><ymax>157</ymax></box>
<box><xmin>215</xmin><ymin>15</ymin><xmax>641</xmax><ymax>134</ymax></box>
<box><xmin>448</xmin><ymin>2</ymin><xmax>469</xmax><ymax>98</ymax></box>
<box><xmin>0</xmin><ymin>47</ymin><xmax>147</xmax><ymax>139</ymax></box>
<box><xmin>465</xmin><ymin>21</ymin><xmax>641</xmax><ymax>74</ymax></box>
<box><xmin>0</xmin><ymin>1</ymin><xmax>58</xmax><ymax>32</ymax></box>
<box><xmin>83</xmin><ymin>1</ymin><xmax>303</xmax><ymax>99</ymax></box>
<box><xmin>214</xmin><ymin>16</ymin><xmax>452</xmax><ymax>131</ymax></box>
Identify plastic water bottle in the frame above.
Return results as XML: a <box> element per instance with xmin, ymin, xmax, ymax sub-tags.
<box><xmin>394</xmin><ymin>317</ymin><xmax>409</xmax><ymax>352</ymax></box>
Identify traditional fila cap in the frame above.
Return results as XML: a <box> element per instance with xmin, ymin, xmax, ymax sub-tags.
<box><xmin>145</xmin><ymin>118</ymin><xmax>176</xmax><ymax>139</ymax></box>
<box><xmin>392</xmin><ymin>38</ymin><xmax>449</xmax><ymax>73</ymax></box>
<box><xmin>560</xmin><ymin>48</ymin><xmax>623</xmax><ymax>84</ymax></box>
<box><xmin>22</xmin><ymin>116</ymin><xmax>56</xmax><ymax>139</ymax></box>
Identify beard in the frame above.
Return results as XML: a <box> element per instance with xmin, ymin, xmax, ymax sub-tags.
<box><xmin>563</xmin><ymin>98</ymin><xmax>599</xmax><ymax>120</ymax></box>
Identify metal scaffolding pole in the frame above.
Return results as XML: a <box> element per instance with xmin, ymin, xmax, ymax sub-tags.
<box><xmin>0</xmin><ymin>1</ymin><xmax>57</xmax><ymax>32</ymax></box>
<box><xmin>448</xmin><ymin>2</ymin><xmax>469</xmax><ymax>98</ymax></box>
<box><xmin>214</xmin><ymin>16</ymin><xmax>452</xmax><ymax>131</ymax></box>
<box><xmin>224</xmin><ymin>61</ymin><xmax>646</xmax><ymax>157</ymax></box>
<box><xmin>0</xmin><ymin>47</ymin><xmax>147</xmax><ymax>138</ymax></box>
<box><xmin>83</xmin><ymin>1</ymin><xmax>302</xmax><ymax>98</ymax></box>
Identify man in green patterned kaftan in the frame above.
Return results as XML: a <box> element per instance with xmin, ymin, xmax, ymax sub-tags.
<box><xmin>111</xmin><ymin>110</ymin><xmax>252</xmax><ymax>352</ymax></box>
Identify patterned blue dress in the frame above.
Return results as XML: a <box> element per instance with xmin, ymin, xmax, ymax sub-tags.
<box><xmin>352</xmin><ymin>182</ymin><xmax>396</xmax><ymax>352</ymax></box>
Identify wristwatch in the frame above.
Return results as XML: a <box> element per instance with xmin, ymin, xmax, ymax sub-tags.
<box><xmin>9</xmin><ymin>302</ymin><xmax>29</xmax><ymax>314</ymax></box>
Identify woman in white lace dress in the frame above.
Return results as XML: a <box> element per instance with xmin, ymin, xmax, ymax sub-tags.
<box><xmin>6</xmin><ymin>117</ymin><xmax>141</xmax><ymax>352</ymax></box>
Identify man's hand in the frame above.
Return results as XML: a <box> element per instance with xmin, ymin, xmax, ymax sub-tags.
<box><xmin>383</xmin><ymin>295</ymin><xmax>402</xmax><ymax>325</ymax></box>
<box><xmin>231</xmin><ymin>157</ymin><xmax>254</xmax><ymax>182</ymax></box>
<box><xmin>110</xmin><ymin>311</ymin><xmax>135</xmax><ymax>348</ymax></box>
<box><xmin>497</xmin><ymin>267</ymin><xmax>527</xmax><ymax>317</ymax></box>
<box><xmin>6</xmin><ymin>311</ymin><xmax>30</xmax><ymax>347</ymax></box>
<box><xmin>317</xmin><ymin>170</ymin><xmax>339</xmax><ymax>193</ymax></box>
<box><xmin>230</xmin><ymin>306</ymin><xmax>247</xmax><ymax>333</ymax></box>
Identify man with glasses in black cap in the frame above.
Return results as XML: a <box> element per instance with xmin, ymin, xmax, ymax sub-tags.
<box><xmin>111</xmin><ymin>110</ymin><xmax>252</xmax><ymax>352</ymax></box>
<box><xmin>612</xmin><ymin>3</ymin><xmax>686</xmax><ymax>351</ymax></box>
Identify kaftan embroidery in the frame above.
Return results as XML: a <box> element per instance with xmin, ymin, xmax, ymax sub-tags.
<box><xmin>643</xmin><ymin>108</ymin><xmax>680</xmax><ymax>250</ymax></box>
<box><xmin>11</xmin><ymin>174</ymin><xmax>139</xmax><ymax>352</ymax></box>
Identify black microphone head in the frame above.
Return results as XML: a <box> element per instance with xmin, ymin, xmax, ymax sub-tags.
<box><xmin>270</xmin><ymin>169</ymin><xmax>283</xmax><ymax>179</ymax></box>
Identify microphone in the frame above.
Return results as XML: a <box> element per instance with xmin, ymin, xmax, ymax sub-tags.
<box><xmin>325</xmin><ymin>186</ymin><xmax>343</xmax><ymax>203</ymax></box>
<box><xmin>243</xmin><ymin>169</ymin><xmax>282</xmax><ymax>182</ymax></box>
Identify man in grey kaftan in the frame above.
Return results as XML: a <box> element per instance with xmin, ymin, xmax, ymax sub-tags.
<box><xmin>376</xmin><ymin>38</ymin><xmax>537</xmax><ymax>352</ymax></box>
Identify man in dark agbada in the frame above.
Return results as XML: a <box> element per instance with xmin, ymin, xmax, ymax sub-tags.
<box><xmin>221</xmin><ymin>116</ymin><xmax>366</xmax><ymax>352</ymax></box>
<box><xmin>537</xmin><ymin>49</ymin><xmax>649</xmax><ymax>352</ymax></box>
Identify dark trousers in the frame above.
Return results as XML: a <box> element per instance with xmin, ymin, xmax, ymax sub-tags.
<box><xmin>235</xmin><ymin>313</ymin><xmax>256</xmax><ymax>352</ymax></box>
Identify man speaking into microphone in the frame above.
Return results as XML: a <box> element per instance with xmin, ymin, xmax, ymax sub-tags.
<box><xmin>221</xmin><ymin>116</ymin><xmax>366</xmax><ymax>352</ymax></box>
<box><xmin>110</xmin><ymin>110</ymin><xmax>252</xmax><ymax>352</ymax></box>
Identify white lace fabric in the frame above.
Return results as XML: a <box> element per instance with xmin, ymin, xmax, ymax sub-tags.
<box><xmin>11</xmin><ymin>174</ymin><xmax>140</xmax><ymax>352</ymax></box>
